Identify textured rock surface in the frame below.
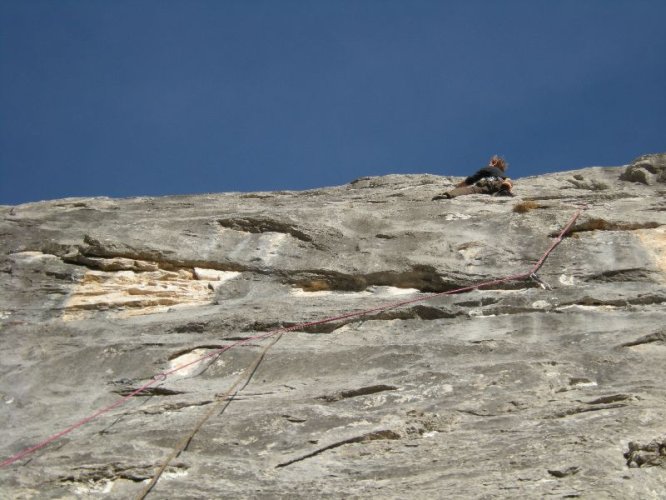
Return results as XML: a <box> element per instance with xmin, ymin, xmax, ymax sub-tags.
<box><xmin>1</xmin><ymin>154</ymin><xmax>665</xmax><ymax>498</ymax></box>
<box><xmin>620</xmin><ymin>152</ymin><xmax>666</xmax><ymax>185</ymax></box>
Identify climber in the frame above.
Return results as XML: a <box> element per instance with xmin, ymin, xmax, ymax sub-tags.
<box><xmin>432</xmin><ymin>155</ymin><xmax>514</xmax><ymax>200</ymax></box>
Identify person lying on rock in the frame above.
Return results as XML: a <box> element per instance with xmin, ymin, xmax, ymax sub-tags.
<box><xmin>432</xmin><ymin>155</ymin><xmax>514</xmax><ymax>200</ymax></box>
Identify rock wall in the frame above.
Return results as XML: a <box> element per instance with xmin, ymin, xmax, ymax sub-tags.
<box><xmin>1</xmin><ymin>154</ymin><xmax>665</xmax><ymax>498</ymax></box>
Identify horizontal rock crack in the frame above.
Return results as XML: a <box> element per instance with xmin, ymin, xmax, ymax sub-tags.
<box><xmin>316</xmin><ymin>384</ymin><xmax>398</xmax><ymax>402</ymax></box>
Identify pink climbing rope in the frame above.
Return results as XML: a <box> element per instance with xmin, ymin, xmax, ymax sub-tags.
<box><xmin>0</xmin><ymin>208</ymin><xmax>583</xmax><ymax>469</ymax></box>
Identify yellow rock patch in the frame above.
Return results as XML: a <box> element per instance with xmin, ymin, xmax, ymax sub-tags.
<box><xmin>64</xmin><ymin>266</ymin><xmax>239</xmax><ymax>320</ymax></box>
<box><xmin>634</xmin><ymin>227</ymin><xmax>666</xmax><ymax>279</ymax></box>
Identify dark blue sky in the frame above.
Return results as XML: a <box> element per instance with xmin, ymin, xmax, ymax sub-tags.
<box><xmin>1</xmin><ymin>1</ymin><xmax>665</xmax><ymax>205</ymax></box>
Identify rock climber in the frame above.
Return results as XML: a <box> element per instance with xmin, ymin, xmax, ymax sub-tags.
<box><xmin>432</xmin><ymin>155</ymin><xmax>514</xmax><ymax>200</ymax></box>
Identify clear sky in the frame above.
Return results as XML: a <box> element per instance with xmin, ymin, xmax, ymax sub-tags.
<box><xmin>1</xmin><ymin>0</ymin><xmax>665</xmax><ymax>205</ymax></box>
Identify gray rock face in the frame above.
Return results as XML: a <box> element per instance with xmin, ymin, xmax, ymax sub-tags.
<box><xmin>1</xmin><ymin>155</ymin><xmax>665</xmax><ymax>498</ymax></box>
<box><xmin>620</xmin><ymin>152</ymin><xmax>666</xmax><ymax>184</ymax></box>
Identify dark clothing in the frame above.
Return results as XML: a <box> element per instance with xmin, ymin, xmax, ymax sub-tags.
<box><xmin>432</xmin><ymin>166</ymin><xmax>513</xmax><ymax>200</ymax></box>
<box><xmin>445</xmin><ymin>177</ymin><xmax>507</xmax><ymax>198</ymax></box>
<box><xmin>463</xmin><ymin>166</ymin><xmax>506</xmax><ymax>185</ymax></box>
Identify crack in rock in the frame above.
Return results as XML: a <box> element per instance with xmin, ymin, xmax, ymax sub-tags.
<box><xmin>140</xmin><ymin>400</ymin><xmax>213</xmax><ymax>415</ymax></box>
<box><xmin>560</xmin><ymin>294</ymin><xmax>666</xmax><ymax>308</ymax></box>
<box><xmin>282</xmin><ymin>414</ymin><xmax>307</xmax><ymax>423</ymax></box>
<box><xmin>456</xmin><ymin>409</ymin><xmax>500</xmax><ymax>418</ymax></box>
<box><xmin>548</xmin><ymin>403</ymin><xmax>629</xmax><ymax>419</ymax></box>
<box><xmin>289</xmin><ymin>266</ymin><xmax>455</xmax><ymax>293</ymax></box>
<box><xmin>620</xmin><ymin>330</ymin><xmax>666</xmax><ymax>347</ymax></box>
<box><xmin>217</xmin><ymin>217</ymin><xmax>315</xmax><ymax>244</ymax></box>
<box><xmin>584</xmin><ymin>394</ymin><xmax>634</xmax><ymax>405</ymax></box>
<box><xmin>554</xmin><ymin>218</ymin><xmax>661</xmax><ymax>237</ymax></box>
<box><xmin>582</xmin><ymin>269</ymin><xmax>659</xmax><ymax>284</ymax></box>
<box><xmin>172</xmin><ymin>322</ymin><xmax>209</xmax><ymax>333</ymax></box>
<box><xmin>288</xmin><ymin>267</ymin><xmax>531</xmax><ymax>294</ymax></box>
<box><xmin>276</xmin><ymin>429</ymin><xmax>401</xmax><ymax>468</ymax></box>
<box><xmin>548</xmin><ymin>466</ymin><xmax>581</xmax><ymax>478</ymax></box>
<box><xmin>244</xmin><ymin>305</ymin><xmax>462</xmax><ymax>335</ymax></box>
<box><xmin>111</xmin><ymin>386</ymin><xmax>184</xmax><ymax>397</ymax></box>
<box><xmin>167</xmin><ymin>345</ymin><xmax>225</xmax><ymax>361</ymax></box>
<box><xmin>316</xmin><ymin>384</ymin><xmax>399</xmax><ymax>402</ymax></box>
<box><xmin>58</xmin><ymin>462</ymin><xmax>187</xmax><ymax>484</ymax></box>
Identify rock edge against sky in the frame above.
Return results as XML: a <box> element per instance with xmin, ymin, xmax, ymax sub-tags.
<box><xmin>1</xmin><ymin>154</ymin><xmax>665</xmax><ymax>498</ymax></box>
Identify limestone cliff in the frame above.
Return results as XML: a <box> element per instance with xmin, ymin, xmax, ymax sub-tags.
<box><xmin>1</xmin><ymin>154</ymin><xmax>665</xmax><ymax>498</ymax></box>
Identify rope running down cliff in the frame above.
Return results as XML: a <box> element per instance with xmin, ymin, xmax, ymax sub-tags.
<box><xmin>0</xmin><ymin>207</ymin><xmax>584</xmax><ymax>470</ymax></box>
